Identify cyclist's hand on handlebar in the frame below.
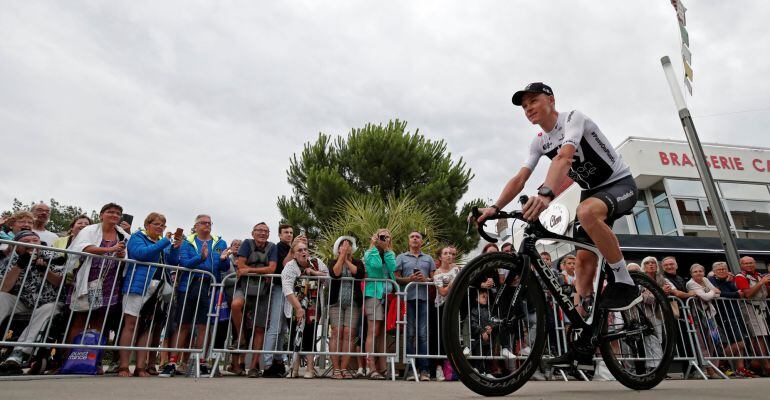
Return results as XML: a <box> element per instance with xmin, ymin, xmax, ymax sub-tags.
<box><xmin>476</xmin><ymin>207</ymin><xmax>498</xmax><ymax>223</ymax></box>
<box><xmin>522</xmin><ymin>195</ymin><xmax>550</xmax><ymax>221</ymax></box>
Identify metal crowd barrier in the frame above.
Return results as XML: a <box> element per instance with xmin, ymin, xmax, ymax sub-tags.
<box><xmin>0</xmin><ymin>238</ymin><xmax>218</xmax><ymax>377</ymax></box>
<box><xmin>687</xmin><ymin>296</ymin><xmax>770</xmax><ymax>378</ymax></box>
<box><xmin>401</xmin><ymin>280</ymin><xmax>573</xmax><ymax>382</ymax></box>
<box><xmin>208</xmin><ymin>273</ymin><xmax>401</xmax><ymax>380</ymax></box>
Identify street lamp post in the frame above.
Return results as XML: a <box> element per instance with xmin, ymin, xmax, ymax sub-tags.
<box><xmin>660</xmin><ymin>56</ymin><xmax>742</xmax><ymax>272</ymax></box>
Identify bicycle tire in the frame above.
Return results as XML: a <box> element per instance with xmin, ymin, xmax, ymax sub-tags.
<box><xmin>599</xmin><ymin>271</ymin><xmax>677</xmax><ymax>390</ymax></box>
<box><xmin>443</xmin><ymin>252</ymin><xmax>547</xmax><ymax>396</ymax></box>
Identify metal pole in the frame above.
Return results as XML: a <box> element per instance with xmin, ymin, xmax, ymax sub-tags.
<box><xmin>660</xmin><ymin>56</ymin><xmax>742</xmax><ymax>272</ymax></box>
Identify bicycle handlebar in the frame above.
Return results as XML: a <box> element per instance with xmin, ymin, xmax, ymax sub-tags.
<box><xmin>470</xmin><ymin>195</ymin><xmax>530</xmax><ymax>243</ymax></box>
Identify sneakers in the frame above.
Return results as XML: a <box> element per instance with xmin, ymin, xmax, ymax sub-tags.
<box><xmin>501</xmin><ymin>348</ymin><xmax>516</xmax><ymax>359</ymax></box>
<box><xmin>435</xmin><ymin>366</ymin><xmax>445</xmax><ymax>381</ymax></box>
<box><xmin>736</xmin><ymin>367</ymin><xmax>756</xmax><ymax>378</ymax></box>
<box><xmin>262</xmin><ymin>362</ymin><xmax>286</xmax><ymax>378</ymax></box>
<box><xmin>405</xmin><ymin>370</ymin><xmax>416</xmax><ymax>381</ymax></box>
<box><xmin>355</xmin><ymin>367</ymin><xmax>366</xmax><ymax>378</ymax></box>
<box><xmin>598</xmin><ymin>282</ymin><xmax>643</xmax><ymax>311</ymax></box>
<box><xmin>159</xmin><ymin>363</ymin><xmax>177</xmax><ymax>378</ymax></box>
<box><xmin>419</xmin><ymin>371</ymin><xmax>430</xmax><ymax>382</ymax></box>
<box><xmin>199</xmin><ymin>364</ymin><xmax>210</xmax><ymax>376</ymax></box>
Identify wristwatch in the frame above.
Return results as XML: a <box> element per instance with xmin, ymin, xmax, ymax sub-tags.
<box><xmin>537</xmin><ymin>186</ymin><xmax>555</xmax><ymax>200</ymax></box>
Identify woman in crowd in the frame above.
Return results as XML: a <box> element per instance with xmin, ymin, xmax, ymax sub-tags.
<box><xmin>432</xmin><ymin>245</ymin><xmax>460</xmax><ymax>381</ymax></box>
<box><xmin>1</xmin><ymin>211</ymin><xmax>35</xmax><ymax>256</ymax></box>
<box><xmin>686</xmin><ymin>263</ymin><xmax>722</xmax><ymax>378</ymax></box>
<box><xmin>708</xmin><ymin>261</ymin><xmax>754</xmax><ymax>378</ymax></box>
<box><xmin>328</xmin><ymin>236</ymin><xmax>365</xmax><ymax>379</ymax></box>
<box><xmin>53</xmin><ymin>215</ymin><xmax>92</xmax><ymax>251</ymax></box>
<box><xmin>363</xmin><ymin>228</ymin><xmax>396</xmax><ymax>380</ymax></box>
<box><xmin>640</xmin><ymin>256</ymin><xmax>665</xmax><ymax>368</ymax></box>
<box><xmin>117</xmin><ymin>212</ymin><xmax>181</xmax><ymax>377</ymax></box>
<box><xmin>282</xmin><ymin>238</ymin><xmax>328</xmax><ymax>379</ymax></box>
<box><xmin>66</xmin><ymin>203</ymin><xmax>130</xmax><ymax>368</ymax></box>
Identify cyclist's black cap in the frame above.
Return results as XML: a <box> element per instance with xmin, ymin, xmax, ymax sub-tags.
<box><xmin>511</xmin><ymin>82</ymin><xmax>554</xmax><ymax>106</ymax></box>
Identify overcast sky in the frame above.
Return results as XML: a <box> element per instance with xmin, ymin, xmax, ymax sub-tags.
<box><xmin>2</xmin><ymin>1</ymin><xmax>769</xmax><ymax>243</ymax></box>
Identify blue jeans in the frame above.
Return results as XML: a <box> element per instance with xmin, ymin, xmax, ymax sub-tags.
<box><xmin>406</xmin><ymin>299</ymin><xmax>429</xmax><ymax>372</ymax></box>
<box><xmin>262</xmin><ymin>284</ymin><xmax>288</xmax><ymax>366</ymax></box>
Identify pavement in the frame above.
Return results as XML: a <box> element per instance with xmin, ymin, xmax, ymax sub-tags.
<box><xmin>2</xmin><ymin>376</ymin><xmax>769</xmax><ymax>400</ymax></box>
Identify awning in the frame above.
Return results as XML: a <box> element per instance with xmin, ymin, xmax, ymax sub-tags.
<box><xmin>617</xmin><ymin>234</ymin><xmax>770</xmax><ymax>255</ymax></box>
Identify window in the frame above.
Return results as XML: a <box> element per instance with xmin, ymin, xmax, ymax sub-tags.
<box><xmin>725</xmin><ymin>200</ymin><xmax>770</xmax><ymax>231</ymax></box>
<box><xmin>613</xmin><ymin>215</ymin><xmax>631</xmax><ymax>234</ymax></box>
<box><xmin>655</xmin><ymin>198</ymin><xmax>677</xmax><ymax>234</ymax></box>
<box><xmin>718</xmin><ymin>182</ymin><xmax>770</xmax><ymax>201</ymax></box>
<box><xmin>666</xmin><ymin>179</ymin><xmax>707</xmax><ymax>197</ymax></box>
<box><xmin>633</xmin><ymin>199</ymin><xmax>654</xmax><ymax>235</ymax></box>
<box><xmin>676</xmin><ymin>198</ymin><xmax>705</xmax><ymax>226</ymax></box>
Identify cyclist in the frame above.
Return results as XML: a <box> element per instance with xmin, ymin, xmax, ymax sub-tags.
<box><xmin>477</xmin><ymin>82</ymin><xmax>642</xmax><ymax>315</ymax></box>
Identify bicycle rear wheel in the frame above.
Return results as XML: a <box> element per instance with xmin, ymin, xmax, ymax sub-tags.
<box><xmin>443</xmin><ymin>252</ymin><xmax>547</xmax><ymax>396</ymax></box>
<box><xmin>599</xmin><ymin>271</ymin><xmax>677</xmax><ymax>390</ymax></box>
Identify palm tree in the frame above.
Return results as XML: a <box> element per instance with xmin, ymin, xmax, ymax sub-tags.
<box><xmin>314</xmin><ymin>194</ymin><xmax>445</xmax><ymax>261</ymax></box>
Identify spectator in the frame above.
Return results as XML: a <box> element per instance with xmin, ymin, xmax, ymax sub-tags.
<box><xmin>227</xmin><ymin>239</ymin><xmax>242</xmax><ymax>269</ymax></box>
<box><xmin>282</xmin><ymin>239</ymin><xmax>328</xmax><ymax>378</ymax></box>
<box><xmin>561</xmin><ymin>255</ymin><xmax>577</xmax><ymax>286</ymax></box>
<box><xmin>686</xmin><ymin>263</ymin><xmax>722</xmax><ymax>378</ymax></box>
<box><xmin>734</xmin><ymin>256</ymin><xmax>770</xmax><ymax>376</ymax></box>
<box><xmin>52</xmin><ymin>215</ymin><xmax>92</xmax><ymax>251</ymax></box>
<box><xmin>395</xmin><ymin>231</ymin><xmax>435</xmax><ymax>382</ymax></box>
<box><xmin>328</xmin><ymin>236</ymin><xmax>365</xmax><ymax>379</ymax></box>
<box><xmin>363</xmin><ymin>228</ymin><xmax>396</xmax><ymax>380</ymax></box>
<box><xmin>0</xmin><ymin>231</ymin><xmax>64</xmax><ymax>374</ymax></box>
<box><xmin>661</xmin><ymin>256</ymin><xmax>695</xmax><ymax>300</ymax></box>
<box><xmin>66</xmin><ymin>202</ymin><xmax>129</xmax><ymax>368</ymax></box>
<box><xmin>30</xmin><ymin>203</ymin><xmax>59</xmax><ymax>246</ymax></box>
<box><xmin>233</xmin><ymin>222</ymin><xmax>277</xmax><ymax>378</ymax></box>
<box><xmin>470</xmin><ymin>289</ymin><xmax>500</xmax><ymax>376</ymax></box>
<box><xmin>639</xmin><ymin>256</ymin><xmax>665</xmax><ymax>369</ymax></box>
<box><xmin>2</xmin><ymin>211</ymin><xmax>34</xmax><ymax>256</ymax></box>
<box><xmin>433</xmin><ymin>245</ymin><xmax>459</xmax><ymax>381</ymax></box>
<box><xmin>262</xmin><ymin>224</ymin><xmax>294</xmax><ymax>378</ymax></box>
<box><xmin>174</xmin><ymin>214</ymin><xmax>230</xmax><ymax>376</ymax></box>
<box><xmin>500</xmin><ymin>242</ymin><xmax>514</xmax><ymax>253</ymax></box>
<box><xmin>0</xmin><ymin>214</ymin><xmax>12</xmax><ymax>241</ymax></box>
<box><xmin>478</xmin><ymin>243</ymin><xmax>498</xmax><ymax>290</ymax></box>
<box><xmin>117</xmin><ymin>213</ymin><xmax>182</xmax><ymax>377</ymax></box>
<box><xmin>708</xmin><ymin>261</ymin><xmax>753</xmax><ymax>378</ymax></box>
<box><xmin>627</xmin><ymin>263</ymin><xmax>641</xmax><ymax>272</ymax></box>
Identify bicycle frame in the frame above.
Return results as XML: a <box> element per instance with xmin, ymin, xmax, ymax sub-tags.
<box><xmin>483</xmin><ymin>215</ymin><xmax>609</xmax><ymax>335</ymax></box>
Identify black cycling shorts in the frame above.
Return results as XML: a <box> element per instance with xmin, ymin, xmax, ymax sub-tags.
<box><xmin>572</xmin><ymin>174</ymin><xmax>638</xmax><ymax>244</ymax></box>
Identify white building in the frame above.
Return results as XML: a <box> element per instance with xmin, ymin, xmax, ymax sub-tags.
<box><xmin>518</xmin><ymin>137</ymin><xmax>770</xmax><ymax>272</ymax></box>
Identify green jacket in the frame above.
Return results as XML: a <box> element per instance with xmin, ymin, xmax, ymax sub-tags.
<box><xmin>364</xmin><ymin>246</ymin><xmax>397</xmax><ymax>299</ymax></box>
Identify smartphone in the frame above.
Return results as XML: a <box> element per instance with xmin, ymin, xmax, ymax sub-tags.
<box><xmin>120</xmin><ymin>213</ymin><xmax>134</xmax><ymax>226</ymax></box>
<box><xmin>174</xmin><ymin>228</ymin><xmax>184</xmax><ymax>240</ymax></box>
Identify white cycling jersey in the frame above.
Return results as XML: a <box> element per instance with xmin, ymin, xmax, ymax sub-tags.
<box><xmin>523</xmin><ymin>110</ymin><xmax>630</xmax><ymax>190</ymax></box>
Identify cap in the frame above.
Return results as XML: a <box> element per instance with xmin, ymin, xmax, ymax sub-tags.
<box><xmin>511</xmin><ymin>82</ymin><xmax>554</xmax><ymax>106</ymax></box>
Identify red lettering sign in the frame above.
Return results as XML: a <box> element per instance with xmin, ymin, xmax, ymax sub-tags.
<box><xmin>659</xmin><ymin>152</ymin><xmax>670</xmax><ymax>165</ymax></box>
<box><xmin>754</xmin><ymin>158</ymin><xmax>767</xmax><ymax>172</ymax></box>
<box><xmin>681</xmin><ymin>153</ymin><xmax>694</xmax><ymax>167</ymax></box>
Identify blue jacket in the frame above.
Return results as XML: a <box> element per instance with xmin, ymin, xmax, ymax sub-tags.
<box><xmin>123</xmin><ymin>230</ymin><xmax>179</xmax><ymax>295</ymax></box>
<box><xmin>178</xmin><ymin>234</ymin><xmax>229</xmax><ymax>292</ymax></box>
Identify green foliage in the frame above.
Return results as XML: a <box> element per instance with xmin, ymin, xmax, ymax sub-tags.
<box><xmin>2</xmin><ymin>198</ymin><xmax>100</xmax><ymax>234</ymax></box>
<box><xmin>314</xmin><ymin>194</ymin><xmax>444</xmax><ymax>261</ymax></box>
<box><xmin>279</xmin><ymin>119</ymin><xmax>482</xmax><ymax>255</ymax></box>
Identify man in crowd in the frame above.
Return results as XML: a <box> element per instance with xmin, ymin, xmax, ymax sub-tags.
<box><xmin>561</xmin><ymin>255</ymin><xmax>577</xmax><ymax>285</ymax></box>
<box><xmin>233</xmin><ymin>222</ymin><xmax>278</xmax><ymax>378</ymax></box>
<box><xmin>734</xmin><ymin>256</ymin><xmax>770</xmax><ymax>376</ymax></box>
<box><xmin>261</xmin><ymin>224</ymin><xmax>295</xmax><ymax>378</ymax></box>
<box><xmin>395</xmin><ymin>231</ymin><xmax>435</xmax><ymax>381</ymax></box>
<box><xmin>30</xmin><ymin>203</ymin><xmax>58</xmax><ymax>246</ymax></box>
<box><xmin>173</xmin><ymin>214</ymin><xmax>230</xmax><ymax>376</ymax></box>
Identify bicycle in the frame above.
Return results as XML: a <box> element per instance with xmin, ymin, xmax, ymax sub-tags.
<box><xmin>443</xmin><ymin>196</ymin><xmax>677</xmax><ymax>396</ymax></box>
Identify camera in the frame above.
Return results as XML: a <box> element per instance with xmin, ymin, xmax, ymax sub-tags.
<box><xmin>378</xmin><ymin>234</ymin><xmax>389</xmax><ymax>242</ymax></box>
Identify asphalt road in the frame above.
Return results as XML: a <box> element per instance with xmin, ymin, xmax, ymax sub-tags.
<box><xmin>2</xmin><ymin>376</ymin><xmax>769</xmax><ymax>400</ymax></box>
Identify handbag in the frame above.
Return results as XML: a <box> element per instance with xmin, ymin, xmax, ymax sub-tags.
<box><xmin>385</xmin><ymin>269</ymin><xmax>405</xmax><ymax>332</ymax></box>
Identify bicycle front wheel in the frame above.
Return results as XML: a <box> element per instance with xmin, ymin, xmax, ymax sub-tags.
<box><xmin>443</xmin><ymin>252</ymin><xmax>547</xmax><ymax>396</ymax></box>
<box><xmin>599</xmin><ymin>271</ymin><xmax>677</xmax><ymax>390</ymax></box>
